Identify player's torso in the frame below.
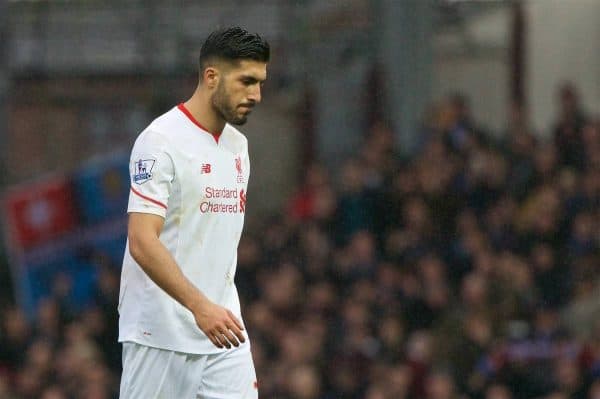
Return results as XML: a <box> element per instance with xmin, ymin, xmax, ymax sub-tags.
<box><xmin>163</xmin><ymin>124</ymin><xmax>249</xmax><ymax>296</ymax></box>
<box><xmin>119</xmin><ymin>109</ymin><xmax>250</xmax><ymax>352</ymax></box>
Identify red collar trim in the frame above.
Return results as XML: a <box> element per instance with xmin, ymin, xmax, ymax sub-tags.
<box><xmin>177</xmin><ymin>103</ymin><xmax>221</xmax><ymax>144</ymax></box>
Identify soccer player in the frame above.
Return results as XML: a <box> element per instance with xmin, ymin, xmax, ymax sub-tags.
<box><xmin>118</xmin><ymin>27</ymin><xmax>269</xmax><ymax>398</ymax></box>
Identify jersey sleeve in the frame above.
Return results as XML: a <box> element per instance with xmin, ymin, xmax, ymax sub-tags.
<box><xmin>127</xmin><ymin>130</ymin><xmax>175</xmax><ymax>218</ymax></box>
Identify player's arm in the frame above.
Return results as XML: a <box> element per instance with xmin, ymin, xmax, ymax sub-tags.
<box><xmin>127</xmin><ymin>212</ymin><xmax>245</xmax><ymax>349</ymax></box>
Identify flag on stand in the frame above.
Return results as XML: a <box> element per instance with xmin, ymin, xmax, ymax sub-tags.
<box><xmin>4</xmin><ymin>176</ymin><xmax>78</xmax><ymax>250</ymax></box>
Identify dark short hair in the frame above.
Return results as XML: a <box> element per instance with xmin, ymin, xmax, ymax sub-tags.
<box><xmin>199</xmin><ymin>27</ymin><xmax>270</xmax><ymax>72</ymax></box>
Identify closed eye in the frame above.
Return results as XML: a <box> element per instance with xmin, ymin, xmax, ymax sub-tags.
<box><xmin>240</xmin><ymin>76</ymin><xmax>266</xmax><ymax>87</ymax></box>
<box><xmin>241</xmin><ymin>77</ymin><xmax>258</xmax><ymax>86</ymax></box>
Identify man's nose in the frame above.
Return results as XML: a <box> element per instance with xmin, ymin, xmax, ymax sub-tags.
<box><xmin>247</xmin><ymin>84</ymin><xmax>261</xmax><ymax>104</ymax></box>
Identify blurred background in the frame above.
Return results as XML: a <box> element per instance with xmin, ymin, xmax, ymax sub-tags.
<box><xmin>0</xmin><ymin>0</ymin><xmax>599</xmax><ymax>398</ymax></box>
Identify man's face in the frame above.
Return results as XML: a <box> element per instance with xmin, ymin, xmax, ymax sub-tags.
<box><xmin>211</xmin><ymin>60</ymin><xmax>267</xmax><ymax>125</ymax></box>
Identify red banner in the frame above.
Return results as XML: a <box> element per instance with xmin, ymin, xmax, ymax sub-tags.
<box><xmin>4</xmin><ymin>177</ymin><xmax>78</xmax><ymax>249</ymax></box>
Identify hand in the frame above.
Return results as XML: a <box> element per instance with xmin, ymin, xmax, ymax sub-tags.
<box><xmin>192</xmin><ymin>300</ymin><xmax>246</xmax><ymax>349</ymax></box>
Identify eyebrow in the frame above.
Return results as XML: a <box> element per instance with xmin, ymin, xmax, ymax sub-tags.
<box><xmin>240</xmin><ymin>74</ymin><xmax>266</xmax><ymax>83</ymax></box>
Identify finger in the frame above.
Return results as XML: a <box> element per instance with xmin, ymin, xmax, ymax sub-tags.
<box><xmin>220</xmin><ymin>335</ymin><xmax>231</xmax><ymax>349</ymax></box>
<box><xmin>222</xmin><ymin>329</ymin><xmax>239</xmax><ymax>348</ymax></box>
<box><xmin>209</xmin><ymin>333</ymin><xmax>224</xmax><ymax>349</ymax></box>
<box><xmin>227</xmin><ymin>310</ymin><xmax>244</xmax><ymax>331</ymax></box>
<box><xmin>211</xmin><ymin>331</ymin><xmax>226</xmax><ymax>348</ymax></box>
<box><xmin>226</xmin><ymin>320</ymin><xmax>246</xmax><ymax>344</ymax></box>
<box><xmin>217</xmin><ymin>327</ymin><xmax>235</xmax><ymax>348</ymax></box>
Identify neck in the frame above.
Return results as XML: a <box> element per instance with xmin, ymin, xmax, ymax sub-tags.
<box><xmin>183</xmin><ymin>87</ymin><xmax>225</xmax><ymax>135</ymax></box>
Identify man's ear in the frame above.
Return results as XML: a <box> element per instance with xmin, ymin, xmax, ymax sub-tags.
<box><xmin>203</xmin><ymin>66</ymin><xmax>219</xmax><ymax>89</ymax></box>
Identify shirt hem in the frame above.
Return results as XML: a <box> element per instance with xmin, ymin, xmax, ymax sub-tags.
<box><xmin>127</xmin><ymin>207</ymin><xmax>167</xmax><ymax>219</ymax></box>
<box><xmin>117</xmin><ymin>335</ymin><xmax>250</xmax><ymax>356</ymax></box>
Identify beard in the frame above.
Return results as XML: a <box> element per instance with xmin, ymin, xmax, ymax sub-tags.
<box><xmin>211</xmin><ymin>80</ymin><xmax>249</xmax><ymax>126</ymax></box>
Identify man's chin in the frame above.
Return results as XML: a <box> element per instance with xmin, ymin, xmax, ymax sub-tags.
<box><xmin>228</xmin><ymin>116</ymin><xmax>248</xmax><ymax>126</ymax></box>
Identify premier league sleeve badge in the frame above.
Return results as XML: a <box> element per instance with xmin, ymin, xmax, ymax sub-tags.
<box><xmin>132</xmin><ymin>158</ymin><xmax>156</xmax><ymax>185</ymax></box>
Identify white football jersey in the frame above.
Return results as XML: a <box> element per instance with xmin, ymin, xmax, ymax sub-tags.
<box><xmin>118</xmin><ymin>104</ymin><xmax>250</xmax><ymax>354</ymax></box>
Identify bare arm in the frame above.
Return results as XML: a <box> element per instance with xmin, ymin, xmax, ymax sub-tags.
<box><xmin>128</xmin><ymin>212</ymin><xmax>245</xmax><ymax>348</ymax></box>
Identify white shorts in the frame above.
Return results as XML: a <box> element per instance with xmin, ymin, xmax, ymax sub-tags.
<box><xmin>120</xmin><ymin>342</ymin><xmax>258</xmax><ymax>399</ymax></box>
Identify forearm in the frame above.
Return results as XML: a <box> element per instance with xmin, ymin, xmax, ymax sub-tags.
<box><xmin>129</xmin><ymin>235</ymin><xmax>208</xmax><ymax>313</ymax></box>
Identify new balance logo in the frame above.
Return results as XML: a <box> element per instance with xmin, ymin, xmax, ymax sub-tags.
<box><xmin>201</xmin><ymin>164</ymin><xmax>211</xmax><ymax>174</ymax></box>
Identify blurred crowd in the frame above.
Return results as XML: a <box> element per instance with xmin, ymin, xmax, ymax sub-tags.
<box><xmin>1</xmin><ymin>82</ymin><xmax>599</xmax><ymax>399</ymax></box>
<box><xmin>0</xmin><ymin>255</ymin><xmax>120</xmax><ymax>399</ymax></box>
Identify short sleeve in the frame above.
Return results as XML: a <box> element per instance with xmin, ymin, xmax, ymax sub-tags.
<box><xmin>127</xmin><ymin>130</ymin><xmax>175</xmax><ymax>218</ymax></box>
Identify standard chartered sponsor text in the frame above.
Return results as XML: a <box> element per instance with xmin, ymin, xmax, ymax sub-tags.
<box><xmin>200</xmin><ymin>201</ymin><xmax>239</xmax><ymax>213</ymax></box>
<box><xmin>200</xmin><ymin>186</ymin><xmax>244</xmax><ymax>213</ymax></box>
<box><xmin>205</xmin><ymin>187</ymin><xmax>238</xmax><ymax>198</ymax></box>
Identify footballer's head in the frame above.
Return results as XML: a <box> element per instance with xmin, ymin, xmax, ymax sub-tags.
<box><xmin>199</xmin><ymin>27</ymin><xmax>270</xmax><ymax>125</ymax></box>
